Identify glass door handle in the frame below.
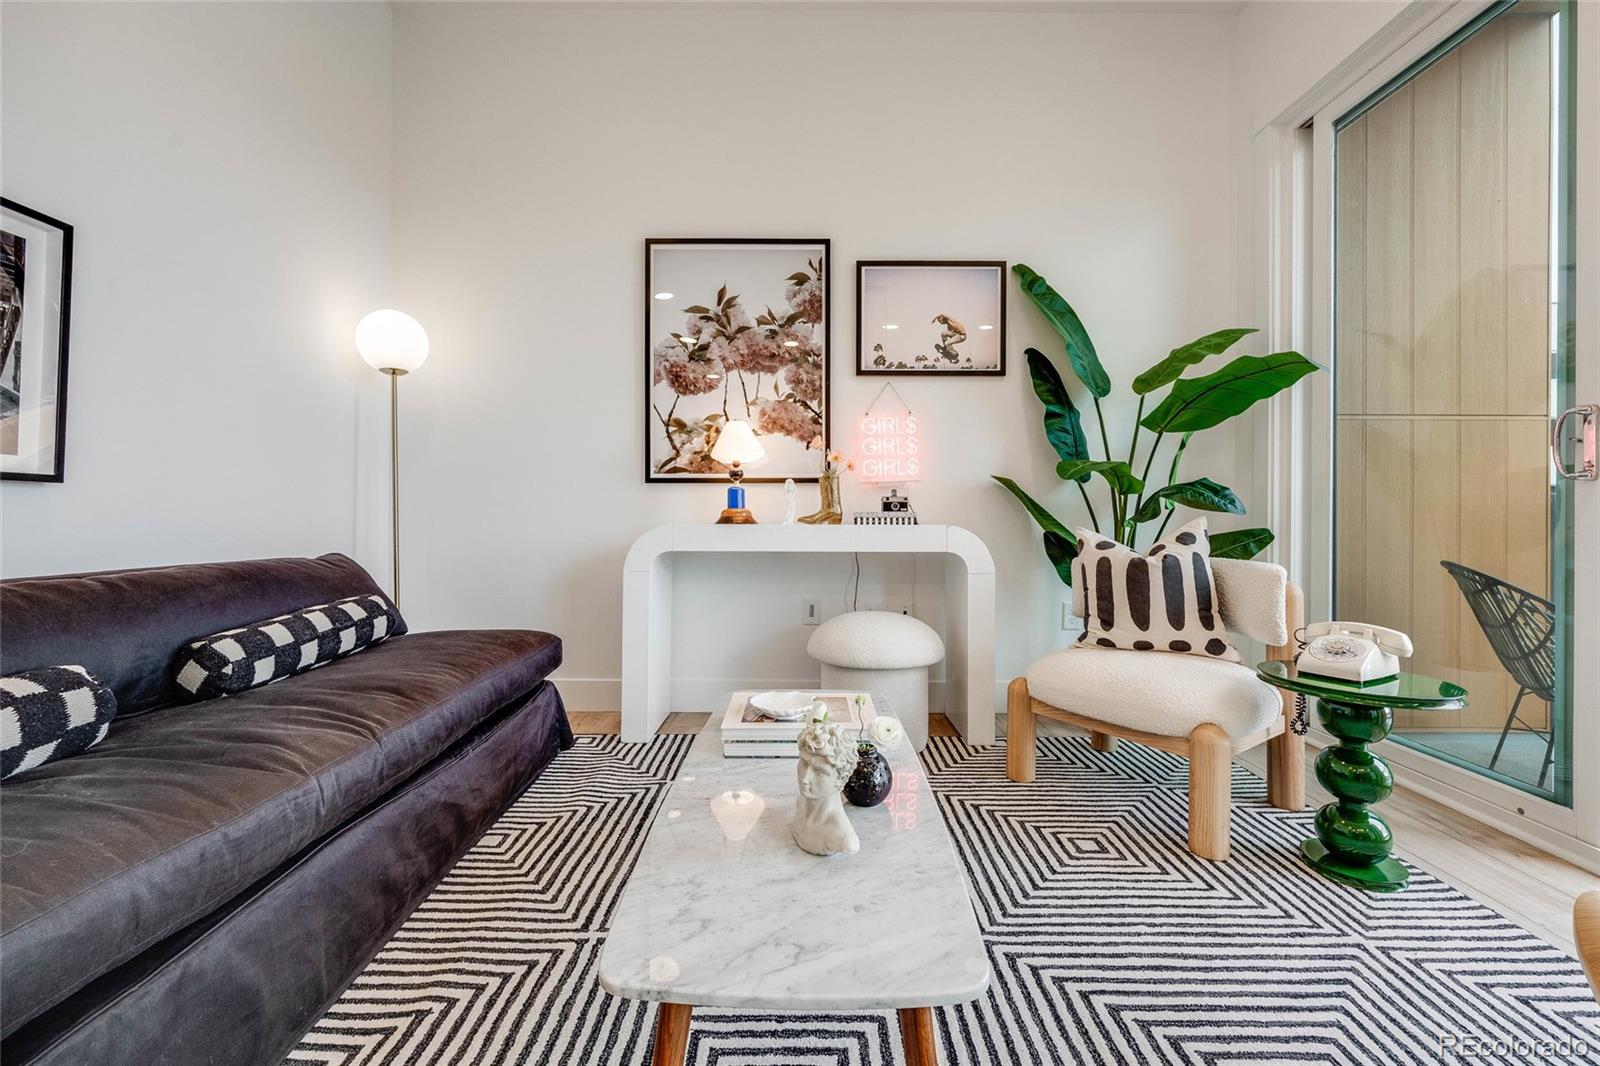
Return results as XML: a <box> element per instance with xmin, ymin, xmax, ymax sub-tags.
<box><xmin>1552</xmin><ymin>404</ymin><xmax>1598</xmax><ymax>481</ymax></box>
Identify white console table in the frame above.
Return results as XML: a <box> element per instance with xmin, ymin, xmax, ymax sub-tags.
<box><xmin>621</xmin><ymin>524</ymin><xmax>996</xmax><ymax>745</ymax></box>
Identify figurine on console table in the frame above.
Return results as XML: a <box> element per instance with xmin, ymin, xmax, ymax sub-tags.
<box><xmin>792</xmin><ymin>718</ymin><xmax>860</xmax><ymax>856</ymax></box>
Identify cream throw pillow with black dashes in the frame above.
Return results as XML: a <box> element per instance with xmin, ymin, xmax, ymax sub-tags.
<box><xmin>1072</xmin><ymin>517</ymin><xmax>1242</xmax><ymax>662</ymax></box>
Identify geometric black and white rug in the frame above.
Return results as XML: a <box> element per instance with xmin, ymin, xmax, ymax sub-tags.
<box><xmin>287</xmin><ymin>734</ymin><xmax>1600</xmax><ymax>1065</ymax></box>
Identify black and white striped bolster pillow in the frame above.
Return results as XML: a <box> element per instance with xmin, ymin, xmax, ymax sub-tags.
<box><xmin>174</xmin><ymin>594</ymin><xmax>402</xmax><ymax>701</ymax></box>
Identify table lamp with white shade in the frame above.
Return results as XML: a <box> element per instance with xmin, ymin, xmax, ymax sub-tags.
<box><xmin>710</xmin><ymin>420</ymin><xmax>766</xmax><ymax>524</ymax></box>
<box><xmin>355</xmin><ymin>309</ymin><xmax>429</xmax><ymax>600</ymax></box>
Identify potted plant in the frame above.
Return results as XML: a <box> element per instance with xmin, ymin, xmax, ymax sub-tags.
<box><xmin>994</xmin><ymin>264</ymin><xmax>1321</xmax><ymax>583</ymax></box>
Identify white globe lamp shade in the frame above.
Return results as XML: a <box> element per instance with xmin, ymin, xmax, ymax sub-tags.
<box><xmin>356</xmin><ymin>309</ymin><xmax>429</xmax><ymax>374</ymax></box>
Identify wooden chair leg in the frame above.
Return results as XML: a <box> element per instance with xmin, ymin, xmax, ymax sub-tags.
<box><xmin>1006</xmin><ymin>677</ymin><xmax>1035</xmax><ymax>783</ymax></box>
<box><xmin>1267</xmin><ymin>723</ymin><xmax>1304</xmax><ymax>811</ymax></box>
<box><xmin>1187</xmin><ymin>723</ymin><xmax>1231</xmax><ymax>861</ymax></box>
<box><xmin>1089</xmin><ymin>732</ymin><xmax>1117</xmax><ymax>753</ymax></box>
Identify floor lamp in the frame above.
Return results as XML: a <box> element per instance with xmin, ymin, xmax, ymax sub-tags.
<box><xmin>356</xmin><ymin>309</ymin><xmax>429</xmax><ymax>602</ymax></box>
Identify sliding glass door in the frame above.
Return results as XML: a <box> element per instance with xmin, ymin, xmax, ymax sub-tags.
<box><xmin>1330</xmin><ymin>1</ymin><xmax>1580</xmax><ymax>804</ymax></box>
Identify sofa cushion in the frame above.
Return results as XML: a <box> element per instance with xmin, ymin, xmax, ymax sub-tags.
<box><xmin>0</xmin><ymin>554</ymin><xmax>402</xmax><ymax>718</ymax></box>
<box><xmin>0</xmin><ymin>628</ymin><xmax>562</xmax><ymax>1037</ymax></box>
<box><xmin>1026</xmin><ymin>645</ymin><xmax>1279</xmax><ymax>740</ymax></box>
<box><xmin>174</xmin><ymin>593</ymin><xmax>402</xmax><ymax>701</ymax></box>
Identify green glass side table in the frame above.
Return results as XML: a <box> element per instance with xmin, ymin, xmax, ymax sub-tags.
<box><xmin>1256</xmin><ymin>661</ymin><xmax>1467</xmax><ymax>893</ymax></box>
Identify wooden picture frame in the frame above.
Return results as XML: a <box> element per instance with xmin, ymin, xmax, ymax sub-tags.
<box><xmin>645</xmin><ymin>238</ymin><xmax>829</xmax><ymax>483</ymax></box>
<box><xmin>856</xmin><ymin>260</ymin><xmax>1005</xmax><ymax>377</ymax></box>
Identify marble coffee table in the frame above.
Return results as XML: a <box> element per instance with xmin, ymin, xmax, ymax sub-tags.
<box><xmin>598</xmin><ymin>711</ymin><xmax>989</xmax><ymax>1066</ymax></box>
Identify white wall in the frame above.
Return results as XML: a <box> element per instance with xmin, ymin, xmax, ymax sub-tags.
<box><xmin>388</xmin><ymin>3</ymin><xmax>1247</xmax><ymax>709</ymax></box>
<box><xmin>0</xmin><ymin>2</ymin><xmax>1393</xmax><ymax>712</ymax></box>
<box><xmin>1235</xmin><ymin>0</ymin><xmax>1414</xmax><ymax>133</ymax></box>
<box><xmin>0</xmin><ymin>2</ymin><xmax>393</xmax><ymax>578</ymax></box>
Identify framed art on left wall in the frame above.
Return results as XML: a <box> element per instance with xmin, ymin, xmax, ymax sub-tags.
<box><xmin>0</xmin><ymin>198</ymin><xmax>73</xmax><ymax>482</ymax></box>
<box><xmin>645</xmin><ymin>238</ymin><xmax>828</xmax><ymax>483</ymax></box>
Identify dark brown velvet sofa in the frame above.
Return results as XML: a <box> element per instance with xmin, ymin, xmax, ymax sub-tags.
<box><xmin>0</xmin><ymin>554</ymin><xmax>572</xmax><ymax>1065</ymax></box>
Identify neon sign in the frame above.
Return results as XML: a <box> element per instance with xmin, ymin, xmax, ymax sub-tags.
<box><xmin>857</xmin><ymin>412</ymin><xmax>921</xmax><ymax>483</ymax></box>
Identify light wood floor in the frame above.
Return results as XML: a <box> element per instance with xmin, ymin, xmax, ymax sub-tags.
<box><xmin>567</xmin><ymin>709</ymin><xmax>1594</xmax><ymax>955</ymax></box>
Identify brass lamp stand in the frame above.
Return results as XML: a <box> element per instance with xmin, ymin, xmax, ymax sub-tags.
<box><xmin>356</xmin><ymin>309</ymin><xmax>430</xmax><ymax>602</ymax></box>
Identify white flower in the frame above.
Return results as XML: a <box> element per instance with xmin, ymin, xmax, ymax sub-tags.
<box><xmin>868</xmin><ymin>716</ymin><xmax>904</xmax><ymax>750</ymax></box>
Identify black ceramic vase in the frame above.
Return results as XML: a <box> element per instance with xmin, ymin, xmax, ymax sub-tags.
<box><xmin>843</xmin><ymin>744</ymin><xmax>893</xmax><ymax>807</ymax></box>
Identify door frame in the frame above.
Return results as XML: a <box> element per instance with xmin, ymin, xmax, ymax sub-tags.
<box><xmin>1257</xmin><ymin>0</ymin><xmax>1599</xmax><ymax>867</ymax></box>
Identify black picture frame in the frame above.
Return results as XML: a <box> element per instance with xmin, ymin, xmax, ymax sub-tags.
<box><xmin>0</xmin><ymin>197</ymin><xmax>73</xmax><ymax>483</ymax></box>
<box><xmin>644</xmin><ymin>237</ymin><xmax>830</xmax><ymax>484</ymax></box>
<box><xmin>855</xmin><ymin>260</ymin><xmax>1006</xmax><ymax>377</ymax></box>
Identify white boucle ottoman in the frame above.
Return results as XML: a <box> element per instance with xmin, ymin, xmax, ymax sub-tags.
<box><xmin>806</xmin><ymin>611</ymin><xmax>945</xmax><ymax>751</ymax></box>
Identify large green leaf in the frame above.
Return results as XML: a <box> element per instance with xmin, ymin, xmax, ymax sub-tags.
<box><xmin>992</xmin><ymin>476</ymin><xmax>1076</xmax><ymax>542</ymax></box>
<box><xmin>1132</xmin><ymin>328</ymin><xmax>1257</xmax><ymax>395</ymax></box>
<box><xmin>1042</xmin><ymin>530</ymin><xmax>1078</xmax><ymax>586</ymax></box>
<box><xmin>1055</xmin><ymin>459</ymin><xmax>1143</xmax><ymax>495</ymax></box>
<box><xmin>1025</xmin><ymin>348</ymin><xmax>1091</xmax><ymax>478</ymax></box>
<box><xmin>1131</xmin><ymin>477</ymin><xmax>1245</xmax><ymax>524</ymax></box>
<box><xmin>1140</xmin><ymin>352</ymin><xmax>1319</xmax><ymax>434</ymax></box>
<box><xmin>1209</xmin><ymin>527</ymin><xmax>1275</xmax><ymax>560</ymax></box>
<box><xmin>1012</xmin><ymin>264</ymin><xmax>1110</xmax><ymax>398</ymax></box>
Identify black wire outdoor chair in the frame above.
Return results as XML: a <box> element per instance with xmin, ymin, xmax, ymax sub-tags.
<box><xmin>1441</xmin><ymin>560</ymin><xmax>1557</xmax><ymax>789</ymax></box>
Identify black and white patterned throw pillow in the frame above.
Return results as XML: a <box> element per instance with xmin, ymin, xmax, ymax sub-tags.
<box><xmin>1073</xmin><ymin>517</ymin><xmax>1242</xmax><ymax>662</ymax></box>
<box><xmin>1</xmin><ymin>666</ymin><xmax>117</xmax><ymax>780</ymax></box>
<box><xmin>174</xmin><ymin>594</ymin><xmax>402</xmax><ymax>701</ymax></box>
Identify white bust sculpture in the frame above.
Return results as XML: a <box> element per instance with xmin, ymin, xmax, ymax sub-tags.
<box><xmin>792</xmin><ymin>720</ymin><xmax>860</xmax><ymax>856</ymax></box>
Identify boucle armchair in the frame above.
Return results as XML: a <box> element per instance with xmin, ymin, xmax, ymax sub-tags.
<box><xmin>1007</xmin><ymin>558</ymin><xmax>1304</xmax><ymax>862</ymax></box>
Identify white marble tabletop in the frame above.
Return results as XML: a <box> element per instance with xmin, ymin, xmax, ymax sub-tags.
<box><xmin>598</xmin><ymin>712</ymin><xmax>990</xmax><ymax>1010</ymax></box>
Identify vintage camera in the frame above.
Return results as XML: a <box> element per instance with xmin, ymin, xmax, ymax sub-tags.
<box><xmin>881</xmin><ymin>490</ymin><xmax>911</xmax><ymax>513</ymax></box>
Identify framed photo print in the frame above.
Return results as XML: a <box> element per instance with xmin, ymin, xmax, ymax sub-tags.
<box><xmin>856</xmin><ymin>260</ymin><xmax>1005</xmax><ymax>376</ymax></box>
<box><xmin>0</xmin><ymin>199</ymin><xmax>73</xmax><ymax>482</ymax></box>
<box><xmin>646</xmin><ymin>238</ymin><xmax>829</xmax><ymax>483</ymax></box>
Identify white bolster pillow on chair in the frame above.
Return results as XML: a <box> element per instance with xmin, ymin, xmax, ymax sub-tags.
<box><xmin>1070</xmin><ymin>555</ymin><xmax>1288</xmax><ymax>647</ymax></box>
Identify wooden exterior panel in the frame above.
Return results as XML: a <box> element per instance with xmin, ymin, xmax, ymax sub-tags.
<box><xmin>1459</xmin><ymin>19</ymin><xmax>1509</xmax><ymax>416</ymax></box>
<box><xmin>1505</xmin><ymin>13</ymin><xmax>1552</xmax><ymax>418</ymax></box>
<box><xmin>1336</xmin><ymin>118</ymin><xmax>1367</xmax><ymax>416</ymax></box>
<box><xmin>1363</xmin><ymin>87</ymin><xmax>1413</xmax><ymax>416</ymax></box>
<box><xmin>1411</xmin><ymin>51</ymin><xmax>1461</xmax><ymax>415</ymax></box>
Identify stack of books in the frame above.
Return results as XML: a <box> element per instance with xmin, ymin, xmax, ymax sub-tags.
<box><xmin>719</xmin><ymin>691</ymin><xmax>877</xmax><ymax>758</ymax></box>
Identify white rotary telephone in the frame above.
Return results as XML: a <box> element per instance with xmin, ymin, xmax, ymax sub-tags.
<box><xmin>1299</xmin><ymin>622</ymin><xmax>1413</xmax><ymax>685</ymax></box>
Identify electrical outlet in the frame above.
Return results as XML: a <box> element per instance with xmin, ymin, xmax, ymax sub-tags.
<box><xmin>1061</xmin><ymin>602</ymin><xmax>1084</xmax><ymax>632</ymax></box>
<box><xmin>802</xmin><ymin>597</ymin><xmax>821</xmax><ymax>626</ymax></box>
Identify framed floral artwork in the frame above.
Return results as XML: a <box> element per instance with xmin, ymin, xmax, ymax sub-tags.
<box><xmin>1</xmin><ymin>198</ymin><xmax>73</xmax><ymax>482</ymax></box>
<box><xmin>646</xmin><ymin>238</ymin><xmax>829</xmax><ymax>483</ymax></box>
<box><xmin>856</xmin><ymin>260</ymin><xmax>1006</xmax><ymax>376</ymax></box>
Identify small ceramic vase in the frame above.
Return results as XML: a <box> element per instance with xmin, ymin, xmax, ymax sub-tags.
<box><xmin>843</xmin><ymin>744</ymin><xmax>893</xmax><ymax>807</ymax></box>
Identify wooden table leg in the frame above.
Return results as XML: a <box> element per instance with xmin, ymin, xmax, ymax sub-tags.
<box><xmin>898</xmin><ymin>1006</ymin><xmax>937</xmax><ymax>1066</ymax></box>
<box><xmin>650</xmin><ymin>1002</ymin><xmax>692</xmax><ymax>1065</ymax></box>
